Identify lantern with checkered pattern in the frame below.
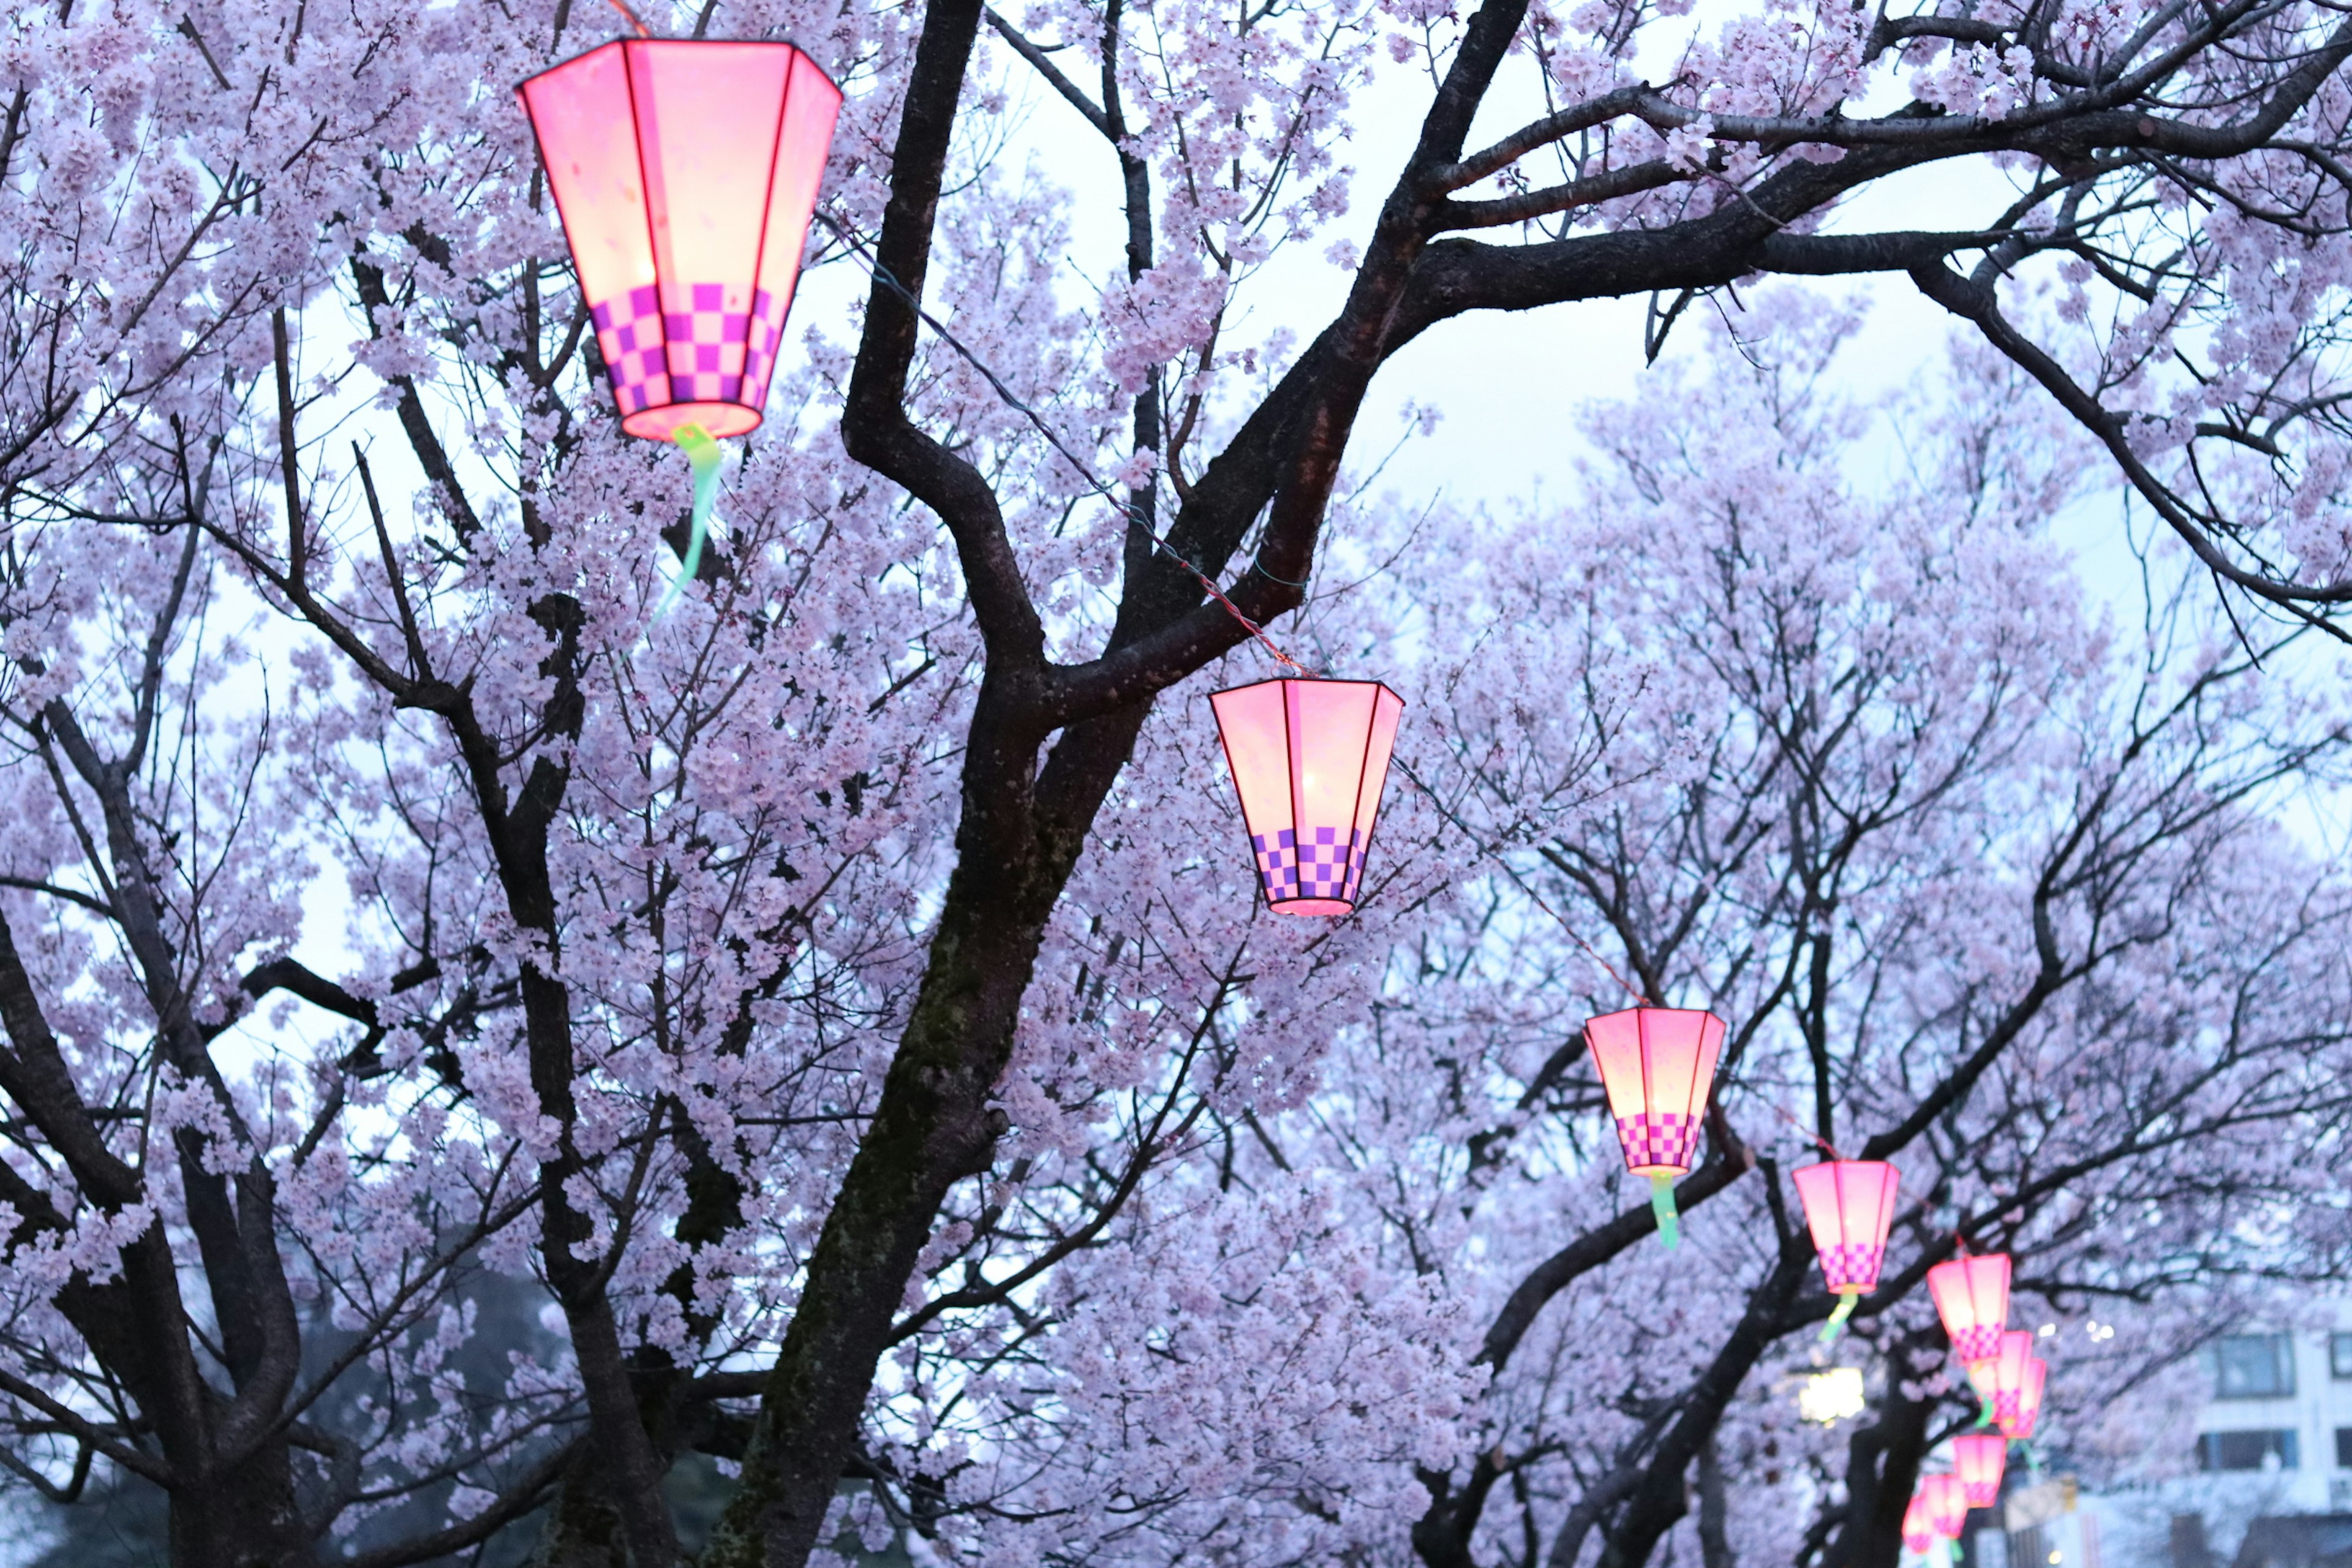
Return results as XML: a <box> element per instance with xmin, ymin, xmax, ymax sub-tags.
<box><xmin>1927</xmin><ymin>1251</ymin><xmax>2012</xmax><ymax>1370</ymax></box>
<box><xmin>1901</xmin><ymin>1492</ymin><xmax>1936</xmax><ymax>1555</ymax></box>
<box><xmin>519</xmin><ymin>36</ymin><xmax>840</xmax><ymax>441</ymax></box>
<box><xmin>1918</xmin><ymin>1473</ymin><xmax>1968</xmax><ymax>1538</ymax></box>
<box><xmin>1208</xmin><ymin>676</ymin><xmax>1404</xmax><ymax>917</ymax></box>
<box><xmin>1997</xmin><ymin>1351</ymin><xmax>2048</xmax><ymax>1441</ymax></box>
<box><xmin>1794</xmin><ymin>1158</ymin><xmax>1900</xmax><ymax>1340</ymax></box>
<box><xmin>1583</xmin><ymin>1006</ymin><xmax>1725</xmax><ymax>1247</ymax></box>
<box><xmin>1953</xmin><ymin>1433</ymin><xmax>2006</xmax><ymax>1507</ymax></box>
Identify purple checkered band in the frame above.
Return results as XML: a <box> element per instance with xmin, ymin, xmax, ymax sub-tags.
<box><xmin>1950</xmin><ymin>1325</ymin><xmax>2003</xmax><ymax>1365</ymax></box>
<box><xmin>1994</xmin><ymin>1391</ymin><xmax>2021</xmax><ymax>1425</ymax></box>
<box><xmin>1817</xmin><ymin>1243</ymin><xmax>1884</xmax><ymax>1294</ymax></box>
<box><xmin>590</xmin><ymin>283</ymin><xmax>790</xmax><ymax>415</ymax></box>
<box><xmin>1614</xmin><ymin>1111</ymin><xmax>1700</xmax><ymax>1172</ymax></box>
<box><xmin>1250</xmin><ymin>825</ymin><xmax>1366</xmax><ymax>905</ymax></box>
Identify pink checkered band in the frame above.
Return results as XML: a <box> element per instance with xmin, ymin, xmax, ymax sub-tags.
<box><xmin>1817</xmin><ymin>1242</ymin><xmax>1884</xmax><ymax>1294</ymax></box>
<box><xmin>1950</xmin><ymin>1324</ymin><xmax>2003</xmax><ymax>1365</ymax></box>
<box><xmin>589</xmin><ymin>282</ymin><xmax>790</xmax><ymax>417</ymax></box>
<box><xmin>1994</xmin><ymin>1391</ymin><xmax>2021</xmax><ymax>1425</ymax></box>
<box><xmin>1250</xmin><ymin>824</ymin><xmax>1366</xmax><ymax>907</ymax></box>
<box><xmin>1615</xmin><ymin>1111</ymin><xmax>1700</xmax><ymax>1173</ymax></box>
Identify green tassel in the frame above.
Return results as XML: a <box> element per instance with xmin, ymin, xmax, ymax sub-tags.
<box><xmin>657</xmin><ymin>422</ymin><xmax>724</xmax><ymax>617</ymax></box>
<box><xmin>1649</xmin><ymin>1172</ymin><xmax>1681</xmax><ymax>1250</ymax></box>
<box><xmin>1819</xmin><ymin>1292</ymin><xmax>1857</xmax><ymax>1344</ymax></box>
<box><xmin>1975</xmin><ymin>1392</ymin><xmax>1995</xmax><ymax>1430</ymax></box>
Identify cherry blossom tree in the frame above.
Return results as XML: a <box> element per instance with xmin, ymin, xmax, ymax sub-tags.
<box><xmin>7</xmin><ymin>2</ymin><xmax>2352</xmax><ymax>1567</ymax></box>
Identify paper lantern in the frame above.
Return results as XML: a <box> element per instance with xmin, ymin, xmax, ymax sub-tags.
<box><xmin>518</xmin><ymin>34</ymin><xmax>841</xmax><ymax>600</ymax></box>
<box><xmin>1918</xmin><ymin>1472</ymin><xmax>1969</xmax><ymax>1538</ymax></box>
<box><xmin>1793</xmin><ymin>1158</ymin><xmax>1900</xmax><ymax>1340</ymax></box>
<box><xmin>519</xmin><ymin>37</ymin><xmax>841</xmax><ymax>441</ymax></box>
<box><xmin>1998</xmin><ymin>1354</ymin><xmax>2048</xmax><ymax>1441</ymax></box>
<box><xmin>1981</xmin><ymin>1329</ymin><xmax>2036</xmax><ymax>1420</ymax></box>
<box><xmin>1209</xmin><ymin>677</ymin><xmax>1404</xmax><ymax>917</ymax></box>
<box><xmin>1583</xmin><ymin>1006</ymin><xmax>1726</xmax><ymax>1247</ymax></box>
<box><xmin>1927</xmin><ymin>1252</ymin><xmax>2011</xmax><ymax>1366</ymax></box>
<box><xmin>1953</xmin><ymin>1433</ymin><xmax>2007</xmax><ymax>1507</ymax></box>
<box><xmin>1902</xmin><ymin>1491</ymin><xmax>1937</xmax><ymax>1555</ymax></box>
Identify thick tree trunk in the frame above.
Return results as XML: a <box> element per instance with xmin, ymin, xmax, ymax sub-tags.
<box><xmin>1594</xmin><ymin>1245</ymin><xmax>1814</xmax><ymax>1568</ymax></box>
<box><xmin>701</xmin><ymin>759</ymin><xmax>1081</xmax><ymax>1564</ymax></box>
<box><xmin>167</xmin><ymin>1434</ymin><xmax>317</xmax><ymax>1568</ymax></box>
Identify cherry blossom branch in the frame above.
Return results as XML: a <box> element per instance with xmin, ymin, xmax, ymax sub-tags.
<box><xmin>1908</xmin><ymin>260</ymin><xmax>2352</xmax><ymax>617</ymax></box>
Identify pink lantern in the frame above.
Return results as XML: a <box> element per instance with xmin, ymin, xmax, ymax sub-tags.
<box><xmin>1952</xmin><ymin>1433</ymin><xmax>2006</xmax><ymax>1507</ymax></box>
<box><xmin>1583</xmin><ymin>1006</ymin><xmax>1726</xmax><ymax>1248</ymax></box>
<box><xmin>518</xmin><ymin>37</ymin><xmax>842</xmax><ymax>442</ymax></box>
<box><xmin>1998</xmin><ymin>1354</ymin><xmax>2048</xmax><ymax>1441</ymax></box>
<box><xmin>1794</xmin><ymin>1158</ymin><xmax>1900</xmax><ymax>1340</ymax></box>
<box><xmin>1208</xmin><ymin>677</ymin><xmax>1404</xmax><ymax>917</ymax></box>
<box><xmin>1926</xmin><ymin>1252</ymin><xmax>2011</xmax><ymax>1368</ymax></box>
<box><xmin>1902</xmin><ymin>1492</ymin><xmax>1936</xmax><ymax>1555</ymax></box>
<box><xmin>1918</xmin><ymin>1473</ymin><xmax>1969</xmax><ymax>1538</ymax></box>
<box><xmin>1980</xmin><ymin>1329</ymin><xmax>2036</xmax><ymax>1418</ymax></box>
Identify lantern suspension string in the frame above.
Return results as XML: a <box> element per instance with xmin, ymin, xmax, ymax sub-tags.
<box><xmin>606</xmin><ymin>0</ymin><xmax>654</xmax><ymax>36</ymax></box>
<box><xmin>1389</xmin><ymin>756</ymin><xmax>1656</xmax><ymax>1006</ymax></box>
<box><xmin>1765</xmin><ymin>1099</ymin><xmax>1847</xmax><ymax>1163</ymax></box>
<box><xmin>808</xmin><ymin>209</ymin><xmax>1313</xmax><ymax>676</ymax></box>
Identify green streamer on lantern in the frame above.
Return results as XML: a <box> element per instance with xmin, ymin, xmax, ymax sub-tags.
<box><xmin>1975</xmin><ymin>1392</ymin><xmax>1995</xmax><ymax>1430</ymax></box>
<box><xmin>1819</xmin><ymin>1292</ymin><xmax>1858</xmax><ymax>1344</ymax></box>
<box><xmin>1649</xmin><ymin>1171</ymin><xmax>1681</xmax><ymax>1250</ymax></box>
<box><xmin>657</xmin><ymin>422</ymin><xmax>725</xmax><ymax>617</ymax></box>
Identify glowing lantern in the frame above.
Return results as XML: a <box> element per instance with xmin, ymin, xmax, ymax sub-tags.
<box><xmin>1902</xmin><ymin>1492</ymin><xmax>1936</xmax><ymax>1555</ymax></box>
<box><xmin>1918</xmin><ymin>1472</ymin><xmax>1969</xmax><ymax>1538</ymax></box>
<box><xmin>1583</xmin><ymin>1006</ymin><xmax>1726</xmax><ymax>1248</ymax></box>
<box><xmin>1981</xmin><ymin>1329</ymin><xmax>2036</xmax><ymax>1420</ymax></box>
<box><xmin>1927</xmin><ymin>1251</ymin><xmax>2011</xmax><ymax>1367</ymax></box>
<box><xmin>1793</xmin><ymin>1158</ymin><xmax>1900</xmax><ymax>1341</ymax></box>
<box><xmin>1998</xmin><ymin>1354</ymin><xmax>2048</xmax><ymax>1441</ymax></box>
<box><xmin>1953</xmin><ymin>1433</ymin><xmax>2006</xmax><ymax>1507</ymax></box>
<box><xmin>1209</xmin><ymin>677</ymin><xmax>1404</xmax><ymax>917</ymax></box>
<box><xmin>518</xmin><ymin>34</ymin><xmax>842</xmax><ymax>589</ymax></box>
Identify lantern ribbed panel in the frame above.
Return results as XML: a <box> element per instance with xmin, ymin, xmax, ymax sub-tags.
<box><xmin>1999</xmin><ymin>1355</ymin><xmax>2047</xmax><ymax>1441</ymax></box>
<box><xmin>1792</xmin><ymin>1159</ymin><xmax>1900</xmax><ymax>1294</ymax></box>
<box><xmin>1953</xmin><ymin>1433</ymin><xmax>2006</xmax><ymax>1507</ymax></box>
<box><xmin>1582</xmin><ymin>1008</ymin><xmax>1726</xmax><ymax>1177</ymax></box>
<box><xmin>1919</xmin><ymin>1474</ymin><xmax>1969</xmax><ymax>1538</ymax></box>
<box><xmin>1902</xmin><ymin>1493</ymin><xmax>1936</xmax><ymax>1555</ymax></box>
<box><xmin>1208</xmin><ymin>677</ymin><xmax>1404</xmax><ymax>916</ymax></box>
<box><xmin>518</xmin><ymin>39</ymin><xmax>842</xmax><ymax>440</ymax></box>
<box><xmin>1987</xmin><ymin>1330</ymin><xmax>2035</xmax><ymax>1425</ymax></box>
<box><xmin>1927</xmin><ymin>1253</ymin><xmax>2011</xmax><ymax>1366</ymax></box>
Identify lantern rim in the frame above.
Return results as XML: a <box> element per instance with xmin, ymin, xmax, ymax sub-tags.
<box><xmin>516</xmin><ymin>33</ymin><xmax>842</xmax><ymax>98</ymax></box>
<box><xmin>623</xmin><ymin>402</ymin><xmax>763</xmax><ymax>441</ymax></box>
<box><xmin>1205</xmin><ymin>673</ymin><xmax>1406</xmax><ymax>704</ymax></box>
<box><xmin>1584</xmin><ymin>1004</ymin><xmax>1725</xmax><ymax>1030</ymax></box>
<box><xmin>1268</xmin><ymin>895</ymin><xmax>1354</xmax><ymax>917</ymax></box>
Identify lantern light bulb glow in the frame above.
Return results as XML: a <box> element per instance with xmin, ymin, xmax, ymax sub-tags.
<box><xmin>1798</xmin><ymin>1367</ymin><xmax>1867</xmax><ymax>1424</ymax></box>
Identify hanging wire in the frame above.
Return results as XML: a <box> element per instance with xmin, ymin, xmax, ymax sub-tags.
<box><xmin>807</xmin><ymin>208</ymin><xmax>1314</xmax><ymax>676</ymax></box>
<box><xmin>1391</xmin><ymin>756</ymin><xmax>1656</xmax><ymax>1007</ymax></box>
<box><xmin>1766</xmin><ymin>1099</ymin><xmax>1847</xmax><ymax>1162</ymax></box>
